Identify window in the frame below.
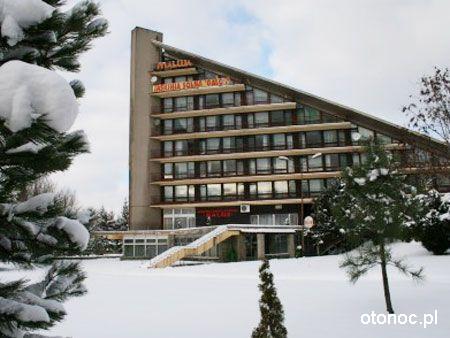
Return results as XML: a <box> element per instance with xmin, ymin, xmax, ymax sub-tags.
<box><xmin>274</xmin><ymin>181</ymin><xmax>288</xmax><ymax>197</ymax></box>
<box><xmin>339</xmin><ymin>153</ymin><xmax>352</xmax><ymax>169</ymax></box>
<box><xmin>205</xmin><ymin>94</ymin><xmax>220</xmax><ymax>108</ymax></box>
<box><xmin>175</xmin><ymin>185</ymin><xmax>188</xmax><ymax>200</ymax></box>
<box><xmin>164</xmin><ymin>141</ymin><xmax>173</xmax><ymax>156</ymax></box>
<box><xmin>273</xmin><ymin>157</ymin><xmax>294</xmax><ymax>173</ymax></box>
<box><xmin>207</xmin><ymin>138</ymin><xmax>220</xmax><ymax>153</ymax></box>
<box><xmin>223</xmin><ymin>137</ymin><xmax>235</xmax><ymax>152</ymax></box>
<box><xmin>163</xmin><ymin>208</ymin><xmax>196</xmax><ymax>230</ymax></box>
<box><xmin>223</xmin><ymin>183</ymin><xmax>237</xmax><ymax>199</ymax></box>
<box><xmin>254</xmin><ymin>89</ymin><xmax>268</xmax><ymax>104</ymax></box>
<box><xmin>163</xmin><ymin>98</ymin><xmax>173</xmax><ymax>113</ymax></box>
<box><xmin>302</xmin><ymin>155</ymin><xmax>322</xmax><ymax>172</ymax></box>
<box><xmin>222</xmin><ymin>93</ymin><xmax>234</xmax><ymax>107</ymax></box>
<box><xmin>234</xmin><ymin>93</ymin><xmax>241</xmax><ymax>106</ymax></box>
<box><xmin>270</xmin><ymin>94</ymin><xmax>283</xmax><ymax>103</ymax></box>
<box><xmin>309</xmin><ymin>179</ymin><xmax>325</xmax><ymax>196</ymax></box>
<box><xmin>255</xmin><ymin>135</ymin><xmax>270</xmax><ymax>150</ymax></box>
<box><xmin>172</xmin><ymin>185</ymin><xmax>194</xmax><ymax>201</ymax></box>
<box><xmin>253</xmin><ymin>112</ymin><xmax>269</xmax><ymax>128</ymax></box>
<box><xmin>257</xmin><ymin>182</ymin><xmax>273</xmax><ymax>198</ymax></box>
<box><xmin>322</xmin><ymin>112</ymin><xmax>339</xmax><ymax>123</ymax></box>
<box><xmin>164</xmin><ymin>186</ymin><xmax>173</xmax><ymax>202</ymax></box>
<box><xmin>324</xmin><ymin>130</ymin><xmax>338</xmax><ymax>146</ymax></box>
<box><xmin>325</xmin><ymin>154</ymin><xmax>339</xmax><ymax>171</ymax></box>
<box><xmin>174</xmin><ymin>118</ymin><xmax>193</xmax><ymax>133</ymax></box>
<box><xmin>305</xmin><ymin>131</ymin><xmax>322</xmax><ymax>147</ymax></box>
<box><xmin>249</xmin><ymin>159</ymin><xmax>256</xmax><ymax>175</ymax></box>
<box><xmin>358</xmin><ymin>127</ymin><xmax>374</xmax><ymax>140</ymax></box>
<box><xmin>174</xmin><ymin>162</ymin><xmax>194</xmax><ymax>178</ymax></box>
<box><xmin>256</xmin><ymin>158</ymin><xmax>271</xmax><ymax>174</ymax></box>
<box><xmin>207</xmin><ymin>161</ymin><xmax>221</xmax><ymax>176</ymax></box>
<box><xmin>223</xmin><ymin>160</ymin><xmax>237</xmax><ymax>176</ymax></box>
<box><xmin>174</xmin><ymin>76</ymin><xmax>185</xmax><ymax>83</ymax></box>
<box><xmin>174</xmin><ymin>97</ymin><xmax>194</xmax><ymax>111</ymax></box>
<box><xmin>338</xmin><ymin>130</ymin><xmax>348</xmax><ymax>145</ymax></box>
<box><xmin>206</xmin><ymin>116</ymin><xmax>220</xmax><ymax>131</ymax></box>
<box><xmin>174</xmin><ymin>140</ymin><xmax>188</xmax><ymax>155</ymax></box>
<box><xmin>163</xmin><ymin>120</ymin><xmax>173</xmax><ymax>134</ymax></box>
<box><xmin>304</xmin><ymin>107</ymin><xmax>320</xmax><ymax>124</ymax></box>
<box><xmin>163</xmin><ymin>163</ymin><xmax>173</xmax><ymax>179</ymax></box>
<box><xmin>222</xmin><ymin>115</ymin><xmax>235</xmax><ymax>130</ymax></box>
<box><xmin>272</xmin><ymin>134</ymin><xmax>286</xmax><ymax>149</ymax></box>
<box><xmin>271</xmin><ymin>111</ymin><xmax>285</xmax><ymax>125</ymax></box>
<box><xmin>207</xmin><ymin>184</ymin><xmax>221</xmax><ymax>200</ymax></box>
<box><xmin>265</xmin><ymin>234</ymin><xmax>288</xmax><ymax>255</ymax></box>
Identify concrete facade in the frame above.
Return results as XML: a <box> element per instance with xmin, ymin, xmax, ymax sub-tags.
<box><xmin>129</xmin><ymin>28</ymin><xmax>163</xmax><ymax>229</ymax></box>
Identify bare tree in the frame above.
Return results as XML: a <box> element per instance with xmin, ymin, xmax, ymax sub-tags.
<box><xmin>403</xmin><ymin>67</ymin><xmax>450</xmax><ymax>146</ymax></box>
<box><xmin>17</xmin><ymin>177</ymin><xmax>79</xmax><ymax>216</ymax></box>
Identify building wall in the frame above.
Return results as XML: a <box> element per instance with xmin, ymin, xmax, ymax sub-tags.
<box><xmin>129</xmin><ymin>28</ymin><xmax>163</xmax><ymax>229</ymax></box>
<box><xmin>129</xmin><ymin>27</ymin><xmax>449</xmax><ymax>233</ymax></box>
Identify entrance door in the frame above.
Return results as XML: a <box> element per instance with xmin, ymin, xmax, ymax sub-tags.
<box><xmin>244</xmin><ymin>234</ymin><xmax>258</xmax><ymax>260</ymax></box>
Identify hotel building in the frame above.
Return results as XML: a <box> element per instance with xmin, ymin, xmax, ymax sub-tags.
<box><xmin>124</xmin><ymin>27</ymin><xmax>449</xmax><ymax>266</ymax></box>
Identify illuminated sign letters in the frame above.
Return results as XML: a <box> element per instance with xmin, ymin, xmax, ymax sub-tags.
<box><xmin>152</xmin><ymin>77</ymin><xmax>232</xmax><ymax>93</ymax></box>
<box><xmin>155</xmin><ymin>60</ymin><xmax>193</xmax><ymax>71</ymax></box>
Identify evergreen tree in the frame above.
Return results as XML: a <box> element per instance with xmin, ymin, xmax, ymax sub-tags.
<box><xmin>413</xmin><ymin>189</ymin><xmax>450</xmax><ymax>255</ymax></box>
<box><xmin>252</xmin><ymin>260</ymin><xmax>287</xmax><ymax>338</ymax></box>
<box><xmin>116</xmin><ymin>199</ymin><xmax>129</xmax><ymax>231</ymax></box>
<box><xmin>92</xmin><ymin>206</ymin><xmax>115</xmax><ymax>231</ymax></box>
<box><xmin>311</xmin><ymin>181</ymin><xmax>354</xmax><ymax>254</ymax></box>
<box><xmin>0</xmin><ymin>1</ymin><xmax>107</xmax><ymax>336</ymax></box>
<box><xmin>329</xmin><ymin>140</ymin><xmax>424</xmax><ymax>313</ymax></box>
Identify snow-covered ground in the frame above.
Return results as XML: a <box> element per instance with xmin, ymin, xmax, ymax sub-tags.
<box><xmin>2</xmin><ymin>241</ymin><xmax>449</xmax><ymax>337</ymax></box>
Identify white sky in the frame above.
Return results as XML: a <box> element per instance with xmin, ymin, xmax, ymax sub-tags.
<box><xmin>51</xmin><ymin>0</ymin><xmax>450</xmax><ymax>213</ymax></box>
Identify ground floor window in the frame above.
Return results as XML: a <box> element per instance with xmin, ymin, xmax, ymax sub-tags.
<box><xmin>163</xmin><ymin>208</ymin><xmax>196</xmax><ymax>229</ymax></box>
<box><xmin>250</xmin><ymin>213</ymin><xmax>298</xmax><ymax>225</ymax></box>
<box><xmin>265</xmin><ymin>234</ymin><xmax>288</xmax><ymax>256</ymax></box>
<box><xmin>123</xmin><ymin>237</ymin><xmax>168</xmax><ymax>258</ymax></box>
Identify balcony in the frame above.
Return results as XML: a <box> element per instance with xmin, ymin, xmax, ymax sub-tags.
<box><xmin>150</xmin><ymin>122</ymin><xmax>353</xmax><ymax>141</ymax></box>
<box><xmin>151</xmin><ymin>102</ymin><xmax>297</xmax><ymax>120</ymax></box>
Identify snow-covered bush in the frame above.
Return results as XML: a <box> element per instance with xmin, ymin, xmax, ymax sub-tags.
<box><xmin>0</xmin><ymin>0</ymin><xmax>107</xmax><ymax>336</ymax></box>
<box><xmin>413</xmin><ymin>190</ymin><xmax>450</xmax><ymax>255</ymax></box>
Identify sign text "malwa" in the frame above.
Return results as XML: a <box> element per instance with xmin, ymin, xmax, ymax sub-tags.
<box><xmin>155</xmin><ymin>60</ymin><xmax>193</xmax><ymax>71</ymax></box>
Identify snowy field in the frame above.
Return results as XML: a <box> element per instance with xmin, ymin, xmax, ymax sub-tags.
<box><xmin>2</xmin><ymin>241</ymin><xmax>449</xmax><ymax>338</ymax></box>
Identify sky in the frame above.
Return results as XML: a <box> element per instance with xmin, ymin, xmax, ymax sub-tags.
<box><xmin>51</xmin><ymin>0</ymin><xmax>450</xmax><ymax>213</ymax></box>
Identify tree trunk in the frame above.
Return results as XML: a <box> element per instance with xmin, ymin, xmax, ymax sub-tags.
<box><xmin>379</xmin><ymin>241</ymin><xmax>394</xmax><ymax>314</ymax></box>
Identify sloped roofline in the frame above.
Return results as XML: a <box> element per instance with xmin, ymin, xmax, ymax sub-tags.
<box><xmin>151</xmin><ymin>39</ymin><xmax>449</xmax><ymax>159</ymax></box>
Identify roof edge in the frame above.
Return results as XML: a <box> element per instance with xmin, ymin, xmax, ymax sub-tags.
<box><xmin>151</xmin><ymin>39</ymin><xmax>449</xmax><ymax>158</ymax></box>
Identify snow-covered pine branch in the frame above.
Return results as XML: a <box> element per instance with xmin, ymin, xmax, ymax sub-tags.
<box><xmin>0</xmin><ymin>0</ymin><xmax>107</xmax><ymax>336</ymax></box>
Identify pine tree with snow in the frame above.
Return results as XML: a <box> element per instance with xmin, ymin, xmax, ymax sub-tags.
<box><xmin>0</xmin><ymin>0</ymin><xmax>107</xmax><ymax>336</ymax></box>
<box><xmin>413</xmin><ymin>190</ymin><xmax>450</xmax><ymax>255</ymax></box>
<box><xmin>312</xmin><ymin>181</ymin><xmax>356</xmax><ymax>254</ymax></box>
<box><xmin>252</xmin><ymin>260</ymin><xmax>287</xmax><ymax>338</ymax></box>
<box><xmin>331</xmin><ymin>140</ymin><xmax>424</xmax><ymax>314</ymax></box>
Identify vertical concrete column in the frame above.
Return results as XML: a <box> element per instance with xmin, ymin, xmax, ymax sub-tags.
<box><xmin>257</xmin><ymin>234</ymin><xmax>265</xmax><ymax>260</ymax></box>
<box><xmin>236</xmin><ymin>235</ymin><xmax>246</xmax><ymax>261</ymax></box>
<box><xmin>129</xmin><ymin>27</ymin><xmax>163</xmax><ymax>230</ymax></box>
<box><xmin>287</xmin><ymin>234</ymin><xmax>296</xmax><ymax>258</ymax></box>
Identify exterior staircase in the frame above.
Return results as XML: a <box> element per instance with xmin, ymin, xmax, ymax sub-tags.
<box><xmin>148</xmin><ymin>226</ymin><xmax>240</xmax><ymax>268</ymax></box>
